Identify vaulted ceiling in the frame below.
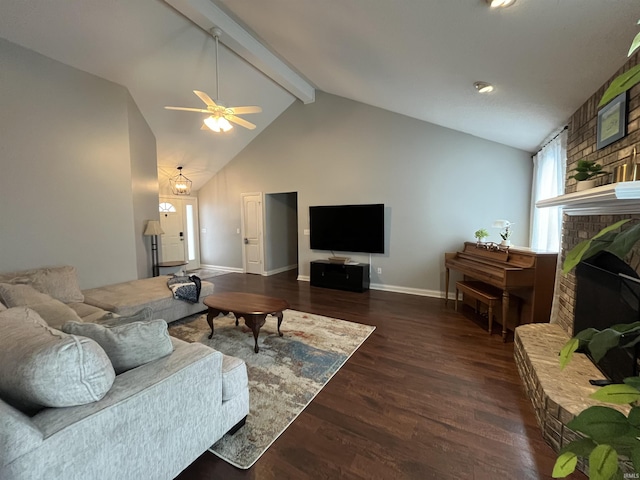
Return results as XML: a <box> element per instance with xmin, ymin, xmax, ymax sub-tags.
<box><xmin>1</xmin><ymin>0</ymin><xmax>638</xmax><ymax>191</ymax></box>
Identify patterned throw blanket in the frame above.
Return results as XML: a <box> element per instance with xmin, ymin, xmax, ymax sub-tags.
<box><xmin>167</xmin><ymin>275</ymin><xmax>202</xmax><ymax>303</ymax></box>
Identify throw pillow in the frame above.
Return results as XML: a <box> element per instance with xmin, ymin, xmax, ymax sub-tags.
<box><xmin>62</xmin><ymin>319</ymin><xmax>174</xmax><ymax>374</ymax></box>
<box><xmin>0</xmin><ymin>266</ymin><xmax>84</xmax><ymax>303</ymax></box>
<box><xmin>31</xmin><ymin>266</ymin><xmax>85</xmax><ymax>303</ymax></box>
<box><xmin>0</xmin><ymin>283</ymin><xmax>83</xmax><ymax>329</ymax></box>
<box><xmin>96</xmin><ymin>306</ymin><xmax>153</xmax><ymax>327</ymax></box>
<box><xmin>0</xmin><ymin>300</ymin><xmax>6</xmax><ymax>312</ymax></box>
<box><xmin>0</xmin><ymin>307</ymin><xmax>115</xmax><ymax>414</ymax></box>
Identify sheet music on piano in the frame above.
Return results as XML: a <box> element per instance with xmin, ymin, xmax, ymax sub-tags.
<box><xmin>444</xmin><ymin>242</ymin><xmax>557</xmax><ymax>341</ymax></box>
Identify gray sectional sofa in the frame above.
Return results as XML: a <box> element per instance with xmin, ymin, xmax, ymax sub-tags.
<box><xmin>0</xmin><ymin>266</ymin><xmax>250</xmax><ymax>480</ymax></box>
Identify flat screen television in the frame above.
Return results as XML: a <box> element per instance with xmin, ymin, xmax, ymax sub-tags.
<box><xmin>309</xmin><ymin>204</ymin><xmax>384</xmax><ymax>254</ymax></box>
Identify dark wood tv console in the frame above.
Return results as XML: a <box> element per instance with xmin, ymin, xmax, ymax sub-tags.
<box><xmin>310</xmin><ymin>260</ymin><xmax>370</xmax><ymax>293</ymax></box>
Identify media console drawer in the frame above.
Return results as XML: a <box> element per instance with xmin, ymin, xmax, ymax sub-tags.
<box><xmin>310</xmin><ymin>260</ymin><xmax>370</xmax><ymax>293</ymax></box>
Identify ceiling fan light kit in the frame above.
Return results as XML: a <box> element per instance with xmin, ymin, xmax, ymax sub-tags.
<box><xmin>169</xmin><ymin>166</ymin><xmax>192</xmax><ymax>195</ymax></box>
<box><xmin>204</xmin><ymin>115</ymin><xmax>233</xmax><ymax>132</ymax></box>
<box><xmin>164</xmin><ymin>26</ymin><xmax>262</xmax><ymax>133</ymax></box>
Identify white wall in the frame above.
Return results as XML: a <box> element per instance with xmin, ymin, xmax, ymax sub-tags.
<box><xmin>0</xmin><ymin>38</ymin><xmax>158</xmax><ymax>288</ymax></box>
<box><xmin>198</xmin><ymin>91</ymin><xmax>533</xmax><ymax>295</ymax></box>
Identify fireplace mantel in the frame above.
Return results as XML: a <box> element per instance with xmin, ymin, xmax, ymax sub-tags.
<box><xmin>536</xmin><ymin>181</ymin><xmax>640</xmax><ymax>215</ymax></box>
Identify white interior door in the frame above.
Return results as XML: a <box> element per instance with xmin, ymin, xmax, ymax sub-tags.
<box><xmin>242</xmin><ymin>193</ymin><xmax>264</xmax><ymax>275</ymax></box>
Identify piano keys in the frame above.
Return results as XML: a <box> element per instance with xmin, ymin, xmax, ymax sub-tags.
<box><xmin>445</xmin><ymin>242</ymin><xmax>557</xmax><ymax>341</ymax></box>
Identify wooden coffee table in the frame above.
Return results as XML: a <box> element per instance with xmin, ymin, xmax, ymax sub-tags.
<box><xmin>203</xmin><ymin>292</ymin><xmax>290</xmax><ymax>353</ymax></box>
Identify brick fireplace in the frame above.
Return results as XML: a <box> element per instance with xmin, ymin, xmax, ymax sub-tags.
<box><xmin>514</xmin><ymin>53</ymin><xmax>640</xmax><ymax>475</ymax></box>
<box><xmin>556</xmin><ymin>52</ymin><xmax>640</xmax><ymax>335</ymax></box>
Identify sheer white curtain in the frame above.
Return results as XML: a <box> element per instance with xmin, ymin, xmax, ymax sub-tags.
<box><xmin>530</xmin><ymin>129</ymin><xmax>567</xmax><ymax>252</ymax></box>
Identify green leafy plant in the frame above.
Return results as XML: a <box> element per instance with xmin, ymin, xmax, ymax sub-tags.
<box><xmin>571</xmin><ymin>159</ymin><xmax>607</xmax><ymax>182</ymax></box>
<box><xmin>599</xmin><ymin>19</ymin><xmax>640</xmax><ymax>108</ymax></box>
<box><xmin>554</xmin><ymin>326</ymin><xmax>640</xmax><ymax>480</ymax></box>
<box><xmin>474</xmin><ymin>228</ymin><xmax>489</xmax><ymax>241</ymax></box>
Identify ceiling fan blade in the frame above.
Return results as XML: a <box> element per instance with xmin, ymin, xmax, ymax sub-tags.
<box><xmin>226</xmin><ymin>114</ymin><xmax>256</xmax><ymax>130</ymax></box>
<box><xmin>165</xmin><ymin>106</ymin><xmax>211</xmax><ymax>113</ymax></box>
<box><xmin>229</xmin><ymin>106</ymin><xmax>262</xmax><ymax>115</ymax></box>
<box><xmin>194</xmin><ymin>90</ymin><xmax>217</xmax><ymax>107</ymax></box>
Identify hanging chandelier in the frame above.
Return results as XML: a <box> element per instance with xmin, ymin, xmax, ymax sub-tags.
<box><xmin>169</xmin><ymin>166</ymin><xmax>192</xmax><ymax>195</ymax></box>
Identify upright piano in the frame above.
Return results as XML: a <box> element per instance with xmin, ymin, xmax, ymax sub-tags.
<box><xmin>445</xmin><ymin>242</ymin><xmax>557</xmax><ymax>340</ymax></box>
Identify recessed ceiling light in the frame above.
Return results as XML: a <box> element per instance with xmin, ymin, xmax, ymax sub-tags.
<box><xmin>474</xmin><ymin>81</ymin><xmax>494</xmax><ymax>93</ymax></box>
<box><xmin>487</xmin><ymin>0</ymin><xmax>516</xmax><ymax>8</ymax></box>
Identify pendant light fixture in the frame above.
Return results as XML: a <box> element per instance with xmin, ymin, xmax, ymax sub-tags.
<box><xmin>169</xmin><ymin>166</ymin><xmax>192</xmax><ymax>195</ymax></box>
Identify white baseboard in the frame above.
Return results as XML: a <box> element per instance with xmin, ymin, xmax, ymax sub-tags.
<box><xmin>369</xmin><ymin>283</ymin><xmax>442</xmax><ymax>298</ymax></box>
<box><xmin>263</xmin><ymin>264</ymin><xmax>298</xmax><ymax>276</ymax></box>
<box><xmin>199</xmin><ymin>264</ymin><xmax>244</xmax><ymax>273</ymax></box>
<box><xmin>297</xmin><ymin>276</ymin><xmax>455</xmax><ymax>299</ymax></box>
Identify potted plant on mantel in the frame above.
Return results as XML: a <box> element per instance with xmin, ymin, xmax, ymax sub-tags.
<box><xmin>554</xmin><ymin>219</ymin><xmax>640</xmax><ymax>480</ymax></box>
<box><xmin>571</xmin><ymin>159</ymin><xmax>608</xmax><ymax>192</ymax></box>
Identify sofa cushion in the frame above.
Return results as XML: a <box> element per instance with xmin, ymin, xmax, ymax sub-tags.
<box><xmin>0</xmin><ymin>266</ymin><xmax>84</xmax><ymax>303</ymax></box>
<box><xmin>0</xmin><ymin>307</ymin><xmax>115</xmax><ymax>414</ymax></box>
<box><xmin>97</xmin><ymin>306</ymin><xmax>153</xmax><ymax>327</ymax></box>
<box><xmin>62</xmin><ymin>319</ymin><xmax>174</xmax><ymax>374</ymax></box>
<box><xmin>67</xmin><ymin>302</ymin><xmax>112</xmax><ymax>323</ymax></box>
<box><xmin>0</xmin><ymin>300</ymin><xmax>6</xmax><ymax>312</ymax></box>
<box><xmin>82</xmin><ymin>276</ymin><xmax>214</xmax><ymax>318</ymax></box>
<box><xmin>0</xmin><ymin>283</ymin><xmax>83</xmax><ymax>328</ymax></box>
<box><xmin>221</xmin><ymin>354</ymin><xmax>248</xmax><ymax>402</ymax></box>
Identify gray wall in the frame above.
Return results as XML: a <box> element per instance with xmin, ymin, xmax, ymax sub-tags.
<box><xmin>264</xmin><ymin>193</ymin><xmax>298</xmax><ymax>273</ymax></box>
<box><xmin>127</xmin><ymin>94</ymin><xmax>161</xmax><ymax>279</ymax></box>
<box><xmin>198</xmin><ymin>91</ymin><xmax>533</xmax><ymax>295</ymax></box>
<box><xmin>0</xmin><ymin>38</ymin><xmax>158</xmax><ymax>288</ymax></box>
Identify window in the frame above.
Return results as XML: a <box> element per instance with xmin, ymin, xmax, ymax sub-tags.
<box><xmin>530</xmin><ymin>128</ymin><xmax>567</xmax><ymax>252</ymax></box>
<box><xmin>159</xmin><ymin>202</ymin><xmax>176</xmax><ymax>213</ymax></box>
<box><xmin>186</xmin><ymin>204</ymin><xmax>196</xmax><ymax>261</ymax></box>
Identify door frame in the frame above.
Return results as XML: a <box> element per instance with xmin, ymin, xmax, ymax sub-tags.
<box><xmin>240</xmin><ymin>192</ymin><xmax>265</xmax><ymax>275</ymax></box>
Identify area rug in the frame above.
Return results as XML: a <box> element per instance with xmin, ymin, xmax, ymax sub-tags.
<box><xmin>168</xmin><ymin>309</ymin><xmax>375</xmax><ymax>469</ymax></box>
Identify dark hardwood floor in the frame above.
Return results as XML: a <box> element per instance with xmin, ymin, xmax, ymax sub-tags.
<box><xmin>176</xmin><ymin>270</ymin><xmax>585</xmax><ymax>480</ymax></box>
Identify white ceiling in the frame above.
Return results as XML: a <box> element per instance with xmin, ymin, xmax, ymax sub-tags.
<box><xmin>1</xmin><ymin>0</ymin><xmax>639</xmax><ymax>191</ymax></box>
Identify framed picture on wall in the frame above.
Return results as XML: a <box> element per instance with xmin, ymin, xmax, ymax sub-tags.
<box><xmin>597</xmin><ymin>92</ymin><xmax>628</xmax><ymax>150</ymax></box>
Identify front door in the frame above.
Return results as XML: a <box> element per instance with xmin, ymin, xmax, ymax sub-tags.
<box><xmin>159</xmin><ymin>196</ymin><xmax>201</xmax><ymax>271</ymax></box>
<box><xmin>242</xmin><ymin>193</ymin><xmax>264</xmax><ymax>275</ymax></box>
<box><xmin>159</xmin><ymin>199</ymin><xmax>185</xmax><ymax>263</ymax></box>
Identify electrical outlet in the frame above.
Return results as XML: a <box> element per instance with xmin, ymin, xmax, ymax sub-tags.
<box><xmin>377</xmin><ymin>267</ymin><xmax>382</xmax><ymax>274</ymax></box>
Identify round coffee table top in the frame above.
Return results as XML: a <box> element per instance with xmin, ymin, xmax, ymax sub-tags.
<box><xmin>203</xmin><ymin>292</ymin><xmax>289</xmax><ymax>315</ymax></box>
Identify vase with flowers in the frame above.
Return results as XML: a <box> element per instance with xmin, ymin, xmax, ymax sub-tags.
<box><xmin>493</xmin><ymin>219</ymin><xmax>513</xmax><ymax>247</ymax></box>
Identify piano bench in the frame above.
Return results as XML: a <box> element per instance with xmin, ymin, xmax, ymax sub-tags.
<box><xmin>455</xmin><ymin>281</ymin><xmax>502</xmax><ymax>335</ymax></box>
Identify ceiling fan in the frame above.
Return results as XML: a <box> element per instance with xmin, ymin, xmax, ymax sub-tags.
<box><xmin>164</xmin><ymin>27</ymin><xmax>262</xmax><ymax>132</ymax></box>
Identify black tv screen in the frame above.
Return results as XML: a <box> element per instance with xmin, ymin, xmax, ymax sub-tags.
<box><xmin>309</xmin><ymin>204</ymin><xmax>384</xmax><ymax>254</ymax></box>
